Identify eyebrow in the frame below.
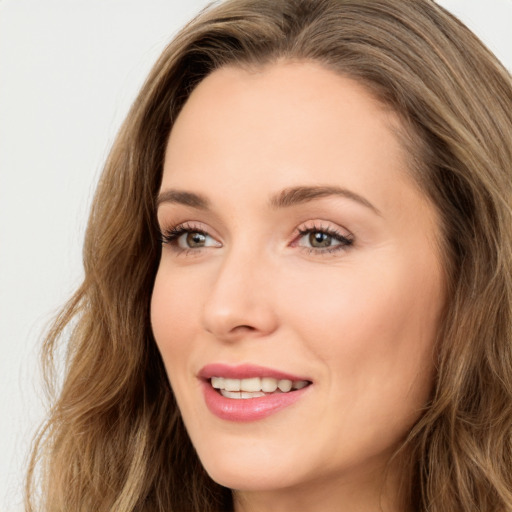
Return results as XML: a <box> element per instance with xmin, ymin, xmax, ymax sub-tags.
<box><xmin>156</xmin><ymin>189</ymin><xmax>210</xmax><ymax>209</ymax></box>
<box><xmin>269</xmin><ymin>185</ymin><xmax>381</xmax><ymax>215</ymax></box>
<box><xmin>156</xmin><ymin>185</ymin><xmax>380</xmax><ymax>216</ymax></box>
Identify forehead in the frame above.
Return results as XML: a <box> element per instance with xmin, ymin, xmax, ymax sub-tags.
<box><xmin>161</xmin><ymin>61</ymin><xmax>422</xmax><ymax>216</ymax></box>
<box><xmin>166</xmin><ymin>61</ymin><xmax>401</xmax><ymax>160</ymax></box>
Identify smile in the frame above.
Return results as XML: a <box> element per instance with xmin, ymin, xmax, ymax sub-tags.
<box><xmin>199</xmin><ymin>364</ymin><xmax>312</xmax><ymax>421</ymax></box>
<box><xmin>211</xmin><ymin>376</ymin><xmax>309</xmax><ymax>398</ymax></box>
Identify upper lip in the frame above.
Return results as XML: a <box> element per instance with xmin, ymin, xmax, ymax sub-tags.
<box><xmin>198</xmin><ymin>363</ymin><xmax>311</xmax><ymax>382</ymax></box>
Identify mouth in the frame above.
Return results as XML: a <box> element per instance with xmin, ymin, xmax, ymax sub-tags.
<box><xmin>210</xmin><ymin>376</ymin><xmax>310</xmax><ymax>399</ymax></box>
<box><xmin>198</xmin><ymin>364</ymin><xmax>312</xmax><ymax>421</ymax></box>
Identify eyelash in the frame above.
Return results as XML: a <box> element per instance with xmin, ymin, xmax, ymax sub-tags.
<box><xmin>294</xmin><ymin>224</ymin><xmax>354</xmax><ymax>254</ymax></box>
<box><xmin>159</xmin><ymin>223</ymin><xmax>210</xmax><ymax>255</ymax></box>
<box><xmin>159</xmin><ymin>222</ymin><xmax>354</xmax><ymax>256</ymax></box>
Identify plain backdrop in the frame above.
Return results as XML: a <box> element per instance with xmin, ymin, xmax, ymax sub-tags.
<box><xmin>0</xmin><ymin>1</ymin><xmax>511</xmax><ymax>510</ymax></box>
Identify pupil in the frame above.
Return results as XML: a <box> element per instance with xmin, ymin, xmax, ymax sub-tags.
<box><xmin>187</xmin><ymin>232</ymin><xmax>206</xmax><ymax>247</ymax></box>
<box><xmin>310</xmin><ymin>231</ymin><xmax>331</xmax><ymax>247</ymax></box>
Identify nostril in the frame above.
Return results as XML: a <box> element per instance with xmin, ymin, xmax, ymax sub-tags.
<box><xmin>235</xmin><ymin>325</ymin><xmax>256</xmax><ymax>332</ymax></box>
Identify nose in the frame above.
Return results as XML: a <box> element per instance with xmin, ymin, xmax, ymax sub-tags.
<box><xmin>201</xmin><ymin>247</ymin><xmax>279</xmax><ymax>342</ymax></box>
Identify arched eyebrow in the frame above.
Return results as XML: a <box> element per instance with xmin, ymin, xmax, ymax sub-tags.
<box><xmin>156</xmin><ymin>185</ymin><xmax>381</xmax><ymax>216</ymax></box>
<box><xmin>156</xmin><ymin>190</ymin><xmax>210</xmax><ymax>209</ymax></box>
<box><xmin>270</xmin><ymin>186</ymin><xmax>381</xmax><ymax>215</ymax></box>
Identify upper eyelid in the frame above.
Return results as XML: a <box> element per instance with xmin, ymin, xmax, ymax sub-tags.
<box><xmin>295</xmin><ymin>220</ymin><xmax>352</xmax><ymax>236</ymax></box>
<box><xmin>159</xmin><ymin>222</ymin><xmax>214</xmax><ymax>239</ymax></box>
<box><xmin>158</xmin><ymin>220</ymin><xmax>353</xmax><ymax>237</ymax></box>
<box><xmin>160</xmin><ymin>220</ymin><xmax>212</xmax><ymax>235</ymax></box>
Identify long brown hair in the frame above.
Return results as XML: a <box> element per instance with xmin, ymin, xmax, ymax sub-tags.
<box><xmin>26</xmin><ymin>1</ymin><xmax>512</xmax><ymax>510</ymax></box>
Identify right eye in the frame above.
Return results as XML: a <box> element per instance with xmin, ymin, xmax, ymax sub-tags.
<box><xmin>160</xmin><ymin>224</ymin><xmax>221</xmax><ymax>252</ymax></box>
<box><xmin>176</xmin><ymin>230</ymin><xmax>215</xmax><ymax>249</ymax></box>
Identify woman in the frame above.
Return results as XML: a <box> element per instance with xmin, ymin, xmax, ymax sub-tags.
<box><xmin>26</xmin><ymin>0</ymin><xmax>512</xmax><ymax>511</ymax></box>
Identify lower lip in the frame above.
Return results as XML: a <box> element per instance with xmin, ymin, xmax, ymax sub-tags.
<box><xmin>201</xmin><ymin>380</ymin><xmax>310</xmax><ymax>422</ymax></box>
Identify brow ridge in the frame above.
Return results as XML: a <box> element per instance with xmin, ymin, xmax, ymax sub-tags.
<box><xmin>156</xmin><ymin>189</ymin><xmax>210</xmax><ymax>209</ymax></box>
<box><xmin>156</xmin><ymin>185</ymin><xmax>380</xmax><ymax>215</ymax></box>
<box><xmin>269</xmin><ymin>185</ymin><xmax>380</xmax><ymax>215</ymax></box>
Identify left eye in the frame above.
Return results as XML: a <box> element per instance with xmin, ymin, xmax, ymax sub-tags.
<box><xmin>303</xmin><ymin>231</ymin><xmax>336</xmax><ymax>248</ymax></box>
<box><xmin>296</xmin><ymin>229</ymin><xmax>353</xmax><ymax>250</ymax></box>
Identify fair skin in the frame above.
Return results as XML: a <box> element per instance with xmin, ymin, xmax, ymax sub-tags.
<box><xmin>151</xmin><ymin>61</ymin><xmax>445</xmax><ymax>512</ymax></box>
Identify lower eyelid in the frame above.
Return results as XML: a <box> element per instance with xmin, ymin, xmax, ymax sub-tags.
<box><xmin>300</xmin><ymin>240</ymin><xmax>353</xmax><ymax>252</ymax></box>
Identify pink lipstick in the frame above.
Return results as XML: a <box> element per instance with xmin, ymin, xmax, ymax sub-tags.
<box><xmin>199</xmin><ymin>363</ymin><xmax>312</xmax><ymax>422</ymax></box>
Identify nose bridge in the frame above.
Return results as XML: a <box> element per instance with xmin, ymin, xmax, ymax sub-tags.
<box><xmin>201</xmin><ymin>241</ymin><xmax>278</xmax><ymax>340</ymax></box>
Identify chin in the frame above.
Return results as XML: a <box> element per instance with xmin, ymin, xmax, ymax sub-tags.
<box><xmin>205</xmin><ymin>464</ymin><xmax>297</xmax><ymax>492</ymax></box>
<box><xmin>196</xmin><ymin>444</ymin><xmax>305</xmax><ymax>492</ymax></box>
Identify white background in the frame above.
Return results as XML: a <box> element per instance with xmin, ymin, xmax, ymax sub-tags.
<box><xmin>0</xmin><ymin>1</ymin><xmax>510</xmax><ymax>510</ymax></box>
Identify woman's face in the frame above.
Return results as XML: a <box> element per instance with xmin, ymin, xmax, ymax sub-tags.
<box><xmin>151</xmin><ymin>62</ymin><xmax>445</xmax><ymax>506</ymax></box>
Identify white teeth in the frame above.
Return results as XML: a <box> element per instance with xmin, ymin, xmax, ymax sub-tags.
<box><xmin>211</xmin><ymin>376</ymin><xmax>310</xmax><ymax>396</ymax></box>
<box><xmin>278</xmin><ymin>379</ymin><xmax>292</xmax><ymax>392</ymax></box>
<box><xmin>241</xmin><ymin>377</ymin><xmax>261</xmax><ymax>392</ymax></box>
<box><xmin>224</xmin><ymin>378</ymin><xmax>240</xmax><ymax>391</ymax></box>
<box><xmin>221</xmin><ymin>390</ymin><xmax>266</xmax><ymax>399</ymax></box>
<box><xmin>211</xmin><ymin>377</ymin><xmax>223</xmax><ymax>389</ymax></box>
<box><xmin>261</xmin><ymin>377</ymin><xmax>278</xmax><ymax>392</ymax></box>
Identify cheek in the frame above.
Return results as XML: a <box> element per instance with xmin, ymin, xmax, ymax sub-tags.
<box><xmin>150</xmin><ymin>266</ymin><xmax>199</xmax><ymax>363</ymax></box>
<box><xmin>280</xmin><ymin>253</ymin><xmax>443</xmax><ymax>397</ymax></box>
